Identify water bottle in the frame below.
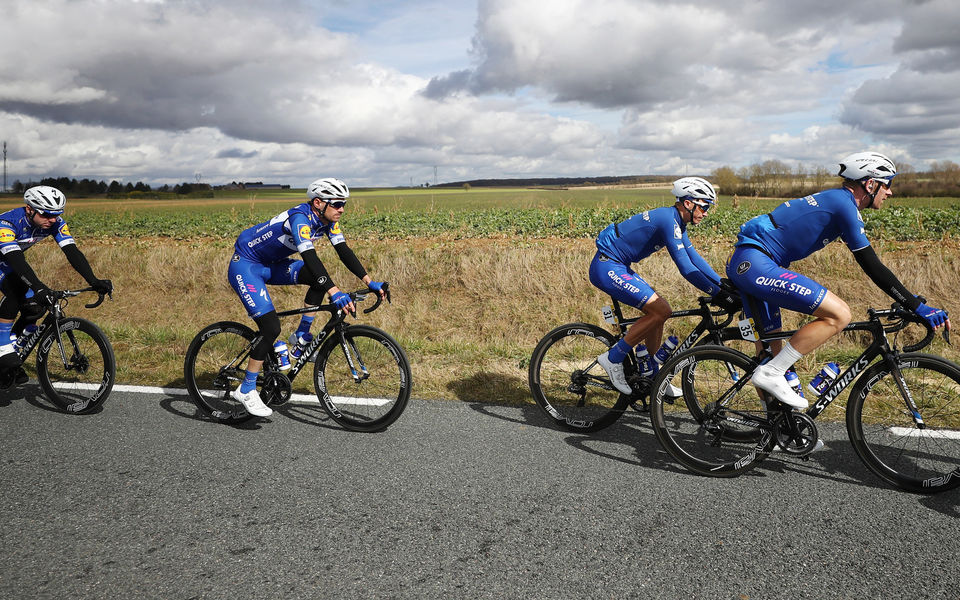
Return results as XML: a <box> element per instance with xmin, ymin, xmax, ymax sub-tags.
<box><xmin>653</xmin><ymin>335</ymin><xmax>680</xmax><ymax>367</ymax></box>
<box><xmin>273</xmin><ymin>340</ymin><xmax>291</xmax><ymax>371</ymax></box>
<box><xmin>290</xmin><ymin>332</ymin><xmax>313</xmax><ymax>360</ymax></box>
<box><xmin>14</xmin><ymin>324</ymin><xmax>39</xmax><ymax>353</ymax></box>
<box><xmin>807</xmin><ymin>362</ymin><xmax>840</xmax><ymax>397</ymax></box>
<box><xmin>635</xmin><ymin>344</ymin><xmax>655</xmax><ymax>378</ymax></box>
<box><xmin>785</xmin><ymin>369</ymin><xmax>805</xmax><ymax>399</ymax></box>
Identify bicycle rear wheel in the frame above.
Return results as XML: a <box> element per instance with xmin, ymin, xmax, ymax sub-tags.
<box><xmin>650</xmin><ymin>345</ymin><xmax>773</xmax><ymax>477</ymax></box>
<box><xmin>847</xmin><ymin>353</ymin><xmax>960</xmax><ymax>493</ymax></box>
<box><xmin>36</xmin><ymin>317</ymin><xmax>116</xmax><ymax>414</ymax></box>
<box><xmin>313</xmin><ymin>324</ymin><xmax>411</xmax><ymax>432</ymax></box>
<box><xmin>528</xmin><ymin>323</ymin><xmax>632</xmax><ymax>432</ymax></box>
<box><xmin>183</xmin><ymin>321</ymin><xmax>257</xmax><ymax>425</ymax></box>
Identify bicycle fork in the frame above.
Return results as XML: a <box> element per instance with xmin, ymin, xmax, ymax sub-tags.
<box><xmin>882</xmin><ymin>354</ymin><xmax>926</xmax><ymax>429</ymax></box>
<box><xmin>338</xmin><ymin>330</ymin><xmax>369</xmax><ymax>383</ymax></box>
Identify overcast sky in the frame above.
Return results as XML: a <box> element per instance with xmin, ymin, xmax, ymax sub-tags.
<box><xmin>1</xmin><ymin>0</ymin><xmax>958</xmax><ymax>188</ymax></box>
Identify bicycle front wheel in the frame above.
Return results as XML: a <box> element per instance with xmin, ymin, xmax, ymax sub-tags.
<box><xmin>650</xmin><ymin>345</ymin><xmax>773</xmax><ymax>477</ymax></box>
<box><xmin>528</xmin><ymin>323</ymin><xmax>630</xmax><ymax>432</ymax></box>
<box><xmin>313</xmin><ymin>324</ymin><xmax>411</xmax><ymax>432</ymax></box>
<box><xmin>183</xmin><ymin>321</ymin><xmax>257</xmax><ymax>425</ymax></box>
<box><xmin>847</xmin><ymin>353</ymin><xmax>960</xmax><ymax>493</ymax></box>
<box><xmin>36</xmin><ymin>317</ymin><xmax>116</xmax><ymax>414</ymax></box>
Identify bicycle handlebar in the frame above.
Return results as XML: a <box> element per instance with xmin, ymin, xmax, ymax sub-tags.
<box><xmin>50</xmin><ymin>287</ymin><xmax>112</xmax><ymax>309</ymax></box>
<box><xmin>871</xmin><ymin>302</ymin><xmax>947</xmax><ymax>353</ymax></box>
<box><xmin>359</xmin><ymin>282</ymin><xmax>390</xmax><ymax>314</ymax></box>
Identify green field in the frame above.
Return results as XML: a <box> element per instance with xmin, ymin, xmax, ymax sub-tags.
<box><xmin>6</xmin><ymin>186</ymin><xmax>959</xmax><ymax>407</ymax></box>
<box><xmin>2</xmin><ymin>187</ymin><xmax>958</xmax><ymax>241</ymax></box>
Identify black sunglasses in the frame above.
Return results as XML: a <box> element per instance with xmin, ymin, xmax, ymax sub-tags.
<box><xmin>327</xmin><ymin>201</ymin><xmax>346</xmax><ymax>209</ymax></box>
<box><xmin>34</xmin><ymin>209</ymin><xmax>60</xmax><ymax>218</ymax></box>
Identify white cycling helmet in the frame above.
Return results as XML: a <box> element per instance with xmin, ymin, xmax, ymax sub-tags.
<box><xmin>838</xmin><ymin>152</ymin><xmax>897</xmax><ymax>184</ymax></box>
<box><xmin>307</xmin><ymin>177</ymin><xmax>350</xmax><ymax>202</ymax></box>
<box><xmin>671</xmin><ymin>177</ymin><xmax>717</xmax><ymax>208</ymax></box>
<box><xmin>24</xmin><ymin>185</ymin><xmax>66</xmax><ymax>215</ymax></box>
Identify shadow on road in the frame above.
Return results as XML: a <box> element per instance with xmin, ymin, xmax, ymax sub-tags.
<box><xmin>156</xmin><ymin>379</ymin><xmax>341</xmax><ymax>431</ymax></box>
<box><xmin>445</xmin><ymin>372</ymin><xmax>960</xmax><ymax>508</ymax></box>
<box><xmin>1</xmin><ymin>381</ymin><xmax>105</xmax><ymax>415</ymax></box>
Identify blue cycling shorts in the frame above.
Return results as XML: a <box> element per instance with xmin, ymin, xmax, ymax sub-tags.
<box><xmin>588</xmin><ymin>251</ymin><xmax>656</xmax><ymax>309</ymax></box>
<box><xmin>227</xmin><ymin>254</ymin><xmax>305</xmax><ymax>318</ymax></box>
<box><xmin>725</xmin><ymin>246</ymin><xmax>828</xmax><ymax>333</ymax></box>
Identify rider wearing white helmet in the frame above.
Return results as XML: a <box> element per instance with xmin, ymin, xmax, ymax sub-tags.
<box><xmin>0</xmin><ymin>186</ymin><xmax>113</xmax><ymax>388</ymax></box>
<box><xmin>225</xmin><ymin>177</ymin><xmax>387</xmax><ymax>418</ymax></box>
<box><xmin>590</xmin><ymin>176</ymin><xmax>737</xmax><ymax>395</ymax></box>
<box><xmin>726</xmin><ymin>151</ymin><xmax>949</xmax><ymax>409</ymax></box>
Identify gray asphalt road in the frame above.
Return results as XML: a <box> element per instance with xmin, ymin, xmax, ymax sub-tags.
<box><xmin>1</xmin><ymin>386</ymin><xmax>957</xmax><ymax>599</ymax></box>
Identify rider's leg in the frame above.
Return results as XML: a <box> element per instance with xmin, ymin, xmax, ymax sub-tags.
<box><xmin>589</xmin><ymin>253</ymin><xmax>666</xmax><ymax>394</ymax></box>
<box><xmin>239</xmin><ymin>312</ymin><xmax>282</xmax><ymax>391</ymax></box>
<box><xmin>727</xmin><ymin>249</ymin><xmax>836</xmax><ymax>408</ymax></box>
<box><xmin>0</xmin><ymin>276</ymin><xmax>23</xmax><ymax>371</ymax></box>
<box><xmin>227</xmin><ymin>257</ymin><xmax>284</xmax><ymax>416</ymax></box>
<box><xmin>623</xmin><ymin>295</ymin><xmax>671</xmax><ymax>350</ymax></box>
<box><xmin>288</xmin><ymin>272</ymin><xmax>328</xmax><ymax>346</ymax></box>
<box><xmin>785</xmin><ymin>292</ymin><xmax>851</xmax><ymax>353</ymax></box>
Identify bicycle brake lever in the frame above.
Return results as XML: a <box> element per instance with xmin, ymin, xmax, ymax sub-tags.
<box><xmin>943</xmin><ymin>329</ymin><xmax>951</xmax><ymax>345</ymax></box>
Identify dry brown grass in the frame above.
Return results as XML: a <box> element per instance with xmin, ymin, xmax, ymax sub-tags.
<box><xmin>20</xmin><ymin>237</ymin><xmax>960</xmax><ymax>413</ymax></box>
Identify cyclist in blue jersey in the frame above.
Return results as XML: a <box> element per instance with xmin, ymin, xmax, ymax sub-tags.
<box><xmin>726</xmin><ymin>152</ymin><xmax>950</xmax><ymax>409</ymax></box>
<box><xmin>0</xmin><ymin>186</ymin><xmax>113</xmax><ymax>388</ymax></box>
<box><xmin>591</xmin><ymin>177</ymin><xmax>738</xmax><ymax>394</ymax></box>
<box><xmin>227</xmin><ymin>177</ymin><xmax>387</xmax><ymax>417</ymax></box>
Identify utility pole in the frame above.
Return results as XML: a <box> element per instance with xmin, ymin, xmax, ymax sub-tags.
<box><xmin>3</xmin><ymin>141</ymin><xmax>6</xmax><ymax>193</ymax></box>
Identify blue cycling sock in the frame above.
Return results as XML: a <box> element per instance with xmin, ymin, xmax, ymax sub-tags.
<box><xmin>240</xmin><ymin>370</ymin><xmax>259</xmax><ymax>393</ymax></box>
<box><xmin>606</xmin><ymin>338</ymin><xmax>632</xmax><ymax>364</ymax></box>
<box><xmin>296</xmin><ymin>315</ymin><xmax>315</xmax><ymax>336</ymax></box>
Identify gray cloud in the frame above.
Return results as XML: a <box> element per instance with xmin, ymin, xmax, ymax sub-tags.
<box><xmin>0</xmin><ymin>0</ymin><xmax>956</xmax><ymax>187</ymax></box>
<box><xmin>838</xmin><ymin>0</ymin><xmax>960</xmax><ymax>158</ymax></box>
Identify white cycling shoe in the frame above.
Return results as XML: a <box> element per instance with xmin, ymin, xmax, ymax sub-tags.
<box><xmin>751</xmin><ymin>364</ymin><xmax>808</xmax><ymax>409</ymax></box>
<box><xmin>597</xmin><ymin>351</ymin><xmax>633</xmax><ymax>395</ymax></box>
<box><xmin>232</xmin><ymin>387</ymin><xmax>273</xmax><ymax>417</ymax></box>
<box><xmin>663</xmin><ymin>383</ymin><xmax>683</xmax><ymax>398</ymax></box>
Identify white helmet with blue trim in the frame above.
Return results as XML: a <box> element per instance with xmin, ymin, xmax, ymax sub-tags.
<box><xmin>24</xmin><ymin>185</ymin><xmax>66</xmax><ymax>215</ymax></box>
<box><xmin>838</xmin><ymin>152</ymin><xmax>897</xmax><ymax>184</ymax></box>
<box><xmin>307</xmin><ymin>177</ymin><xmax>350</xmax><ymax>202</ymax></box>
<box><xmin>671</xmin><ymin>177</ymin><xmax>717</xmax><ymax>208</ymax></box>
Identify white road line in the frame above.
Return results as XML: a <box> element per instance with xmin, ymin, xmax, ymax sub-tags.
<box><xmin>51</xmin><ymin>382</ymin><xmax>391</xmax><ymax>406</ymax></box>
<box><xmin>888</xmin><ymin>426</ymin><xmax>960</xmax><ymax>440</ymax></box>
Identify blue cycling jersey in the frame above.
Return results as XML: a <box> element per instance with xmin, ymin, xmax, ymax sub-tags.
<box><xmin>735</xmin><ymin>188</ymin><xmax>870</xmax><ymax>266</ymax></box>
<box><xmin>0</xmin><ymin>207</ymin><xmax>76</xmax><ymax>272</ymax></box>
<box><xmin>234</xmin><ymin>202</ymin><xmax>345</xmax><ymax>263</ymax></box>
<box><xmin>595</xmin><ymin>205</ymin><xmax>721</xmax><ymax>296</ymax></box>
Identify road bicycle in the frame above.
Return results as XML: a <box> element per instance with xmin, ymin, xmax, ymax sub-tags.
<box><xmin>528</xmin><ymin>295</ymin><xmax>746</xmax><ymax>432</ymax></box>
<box><xmin>184</xmin><ymin>284</ymin><xmax>411</xmax><ymax>432</ymax></box>
<box><xmin>649</xmin><ymin>300</ymin><xmax>959</xmax><ymax>494</ymax></box>
<box><xmin>3</xmin><ymin>287</ymin><xmax>116</xmax><ymax>414</ymax></box>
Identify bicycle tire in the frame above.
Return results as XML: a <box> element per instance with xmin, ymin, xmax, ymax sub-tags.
<box><xmin>528</xmin><ymin>323</ymin><xmax>632</xmax><ymax>432</ymax></box>
<box><xmin>35</xmin><ymin>317</ymin><xmax>116</xmax><ymax>414</ymax></box>
<box><xmin>846</xmin><ymin>353</ymin><xmax>960</xmax><ymax>493</ymax></box>
<box><xmin>183</xmin><ymin>321</ymin><xmax>258</xmax><ymax>425</ymax></box>
<box><xmin>650</xmin><ymin>344</ymin><xmax>774</xmax><ymax>477</ymax></box>
<box><xmin>313</xmin><ymin>324</ymin><xmax>411</xmax><ymax>432</ymax></box>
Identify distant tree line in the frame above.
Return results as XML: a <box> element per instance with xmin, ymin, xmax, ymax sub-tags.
<box><xmin>437</xmin><ymin>175</ymin><xmax>674</xmax><ymax>188</ymax></box>
<box><xmin>711</xmin><ymin>160</ymin><xmax>960</xmax><ymax>198</ymax></box>
<box><xmin>8</xmin><ymin>177</ymin><xmax>213</xmax><ymax>197</ymax></box>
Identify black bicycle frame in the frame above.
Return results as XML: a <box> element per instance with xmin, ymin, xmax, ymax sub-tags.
<box><xmin>253</xmin><ymin>305</ymin><xmax>347</xmax><ymax>382</ymax></box>
<box><xmin>745</xmin><ymin>308</ymin><xmax>919</xmax><ymax>423</ymax></box>
<box><xmin>607</xmin><ymin>296</ymin><xmax>739</xmax><ymax>358</ymax></box>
